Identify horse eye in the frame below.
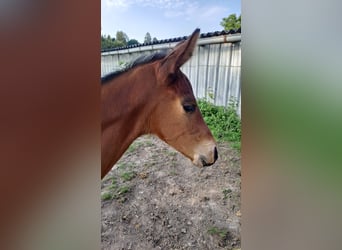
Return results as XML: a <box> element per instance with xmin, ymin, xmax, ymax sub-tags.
<box><xmin>183</xmin><ymin>104</ymin><xmax>196</xmax><ymax>113</ymax></box>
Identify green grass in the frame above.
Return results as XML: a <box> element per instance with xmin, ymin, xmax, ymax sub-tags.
<box><xmin>144</xmin><ymin>140</ymin><xmax>154</xmax><ymax>147</ymax></box>
<box><xmin>127</xmin><ymin>140</ymin><xmax>144</xmax><ymax>153</ymax></box>
<box><xmin>120</xmin><ymin>171</ymin><xmax>136</xmax><ymax>181</ymax></box>
<box><xmin>167</xmin><ymin>151</ymin><xmax>178</xmax><ymax>157</ymax></box>
<box><xmin>198</xmin><ymin>99</ymin><xmax>241</xmax><ymax>151</ymax></box>
<box><xmin>116</xmin><ymin>162</ymin><xmax>134</xmax><ymax>170</ymax></box>
<box><xmin>127</xmin><ymin>143</ymin><xmax>137</xmax><ymax>153</ymax></box>
<box><xmin>117</xmin><ymin>185</ymin><xmax>130</xmax><ymax>195</ymax></box>
<box><xmin>101</xmin><ymin>173</ymin><xmax>132</xmax><ymax>202</ymax></box>
<box><xmin>103</xmin><ymin>184</ymin><xmax>131</xmax><ymax>201</ymax></box>
<box><xmin>101</xmin><ymin>192</ymin><xmax>112</xmax><ymax>201</ymax></box>
<box><xmin>208</xmin><ymin>226</ymin><xmax>228</xmax><ymax>238</ymax></box>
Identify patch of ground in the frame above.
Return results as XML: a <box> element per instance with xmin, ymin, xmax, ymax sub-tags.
<box><xmin>101</xmin><ymin>135</ymin><xmax>241</xmax><ymax>250</ymax></box>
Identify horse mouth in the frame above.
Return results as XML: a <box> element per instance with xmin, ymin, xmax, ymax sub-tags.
<box><xmin>193</xmin><ymin>155</ymin><xmax>215</xmax><ymax>167</ymax></box>
<box><xmin>201</xmin><ymin>156</ymin><xmax>215</xmax><ymax>167</ymax></box>
<box><xmin>193</xmin><ymin>147</ymin><xmax>218</xmax><ymax>167</ymax></box>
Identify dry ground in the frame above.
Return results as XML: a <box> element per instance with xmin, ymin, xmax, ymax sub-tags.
<box><xmin>101</xmin><ymin>135</ymin><xmax>241</xmax><ymax>250</ymax></box>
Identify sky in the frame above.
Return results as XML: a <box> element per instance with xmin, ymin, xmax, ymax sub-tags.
<box><xmin>101</xmin><ymin>0</ymin><xmax>241</xmax><ymax>43</ymax></box>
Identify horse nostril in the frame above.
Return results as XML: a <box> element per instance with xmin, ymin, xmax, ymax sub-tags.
<box><xmin>214</xmin><ymin>147</ymin><xmax>218</xmax><ymax>161</ymax></box>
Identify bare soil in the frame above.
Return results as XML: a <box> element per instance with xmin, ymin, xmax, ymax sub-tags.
<box><xmin>101</xmin><ymin>135</ymin><xmax>241</xmax><ymax>250</ymax></box>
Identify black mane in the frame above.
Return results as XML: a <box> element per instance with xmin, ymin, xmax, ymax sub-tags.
<box><xmin>101</xmin><ymin>51</ymin><xmax>168</xmax><ymax>84</ymax></box>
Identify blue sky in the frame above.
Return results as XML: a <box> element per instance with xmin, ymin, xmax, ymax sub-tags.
<box><xmin>101</xmin><ymin>0</ymin><xmax>241</xmax><ymax>43</ymax></box>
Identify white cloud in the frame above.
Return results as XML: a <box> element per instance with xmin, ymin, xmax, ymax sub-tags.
<box><xmin>103</xmin><ymin>0</ymin><xmax>130</xmax><ymax>8</ymax></box>
<box><xmin>163</xmin><ymin>2</ymin><xmax>227</xmax><ymax>22</ymax></box>
<box><xmin>163</xmin><ymin>1</ymin><xmax>198</xmax><ymax>19</ymax></box>
<box><xmin>102</xmin><ymin>0</ymin><xmax>226</xmax><ymax>23</ymax></box>
<box><xmin>103</xmin><ymin>0</ymin><xmax>188</xmax><ymax>9</ymax></box>
<box><xmin>201</xmin><ymin>6</ymin><xmax>227</xmax><ymax>19</ymax></box>
<box><xmin>137</xmin><ymin>0</ymin><xmax>188</xmax><ymax>9</ymax></box>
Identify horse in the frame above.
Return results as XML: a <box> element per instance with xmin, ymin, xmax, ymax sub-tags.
<box><xmin>101</xmin><ymin>29</ymin><xmax>218</xmax><ymax>178</ymax></box>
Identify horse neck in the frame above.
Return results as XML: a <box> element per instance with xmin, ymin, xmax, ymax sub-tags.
<box><xmin>101</xmin><ymin>66</ymin><xmax>156</xmax><ymax>177</ymax></box>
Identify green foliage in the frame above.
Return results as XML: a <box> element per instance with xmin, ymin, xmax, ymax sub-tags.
<box><xmin>118</xmin><ymin>61</ymin><xmax>128</xmax><ymax>70</ymax></box>
<box><xmin>101</xmin><ymin>31</ymin><xmax>130</xmax><ymax>50</ymax></box>
<box><xmin>127</xmin><ymin>39</ymin><xmax>139</xmax><ymax>46</ymax></box>
<box><xmin>220</xmin><ymin>14</ymin><xmax>241</xmax><ymax>31</ymax></box>
<box><xmin>113</xmin><ymin>40</ymin><xmax>125</xmax><ymax>48</ymax></box>
<box><xmin>197</xmin><ymin>99</ymin><xmax>241</xmax><ymax>150</ymax></box>
<box><xmin>101</xmin><ymin>34</ymin><xmax>126</xmax><ymax>49</ymax></box>
<box><xmin>115</xmin><ymin>31</ymin><xmax>129</xmax><ymax>45</ymax></box>
<box><xmin>101</xmin><ymin>34</ymin><xmax>116</xmax><ymax>50</ymax></box>
<box><xmin>101</xmin><ymin>30</ymin><xmax>156</xmax><ymax>50</ymax></box>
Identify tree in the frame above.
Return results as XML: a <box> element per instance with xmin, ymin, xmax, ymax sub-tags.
<box><xmin>220</xmin><ymin>14</ymin><xmax>241</xmax><ymax>31</ymax></box>
<box><xmin>115</xmin><ymin>31</ymin><xmax>129</xmax><ymax>46</ymax></box>
<box><xmin>144</xmin><ymin>32</ymin><xmax>152</xmax><ymax>43</ymax></box>
<box><xmin>127</xmin><ymin>39</ymin><xmax>139</xmax><ymax>46</ymax></box>
<box><xmin>101</xmin><ymin>30</ymin><xmax>141</xmax><ymax>50</ymax></box>
<box><xmin>152</xmin><ymin>37</ymin><xmax>158</xmax><ymax>43</ymax></box>
<box><xmin>113</xmin><ymin>40</ymin><xmax>126</xmax><ymax>48</ymax></box>
<box><xmin>101</xmin><ymin>34</ymin><xmax>116</xmax><ymax>50</ymax></box>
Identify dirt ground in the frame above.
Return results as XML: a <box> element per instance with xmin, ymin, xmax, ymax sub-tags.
<box><xmin>101</xmin><ymin>135</ymin><xmax>241</xmax><ymax>250</ymax></box>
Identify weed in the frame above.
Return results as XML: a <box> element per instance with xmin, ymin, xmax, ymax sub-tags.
<box><xmin>127</xmin><ymin>140</ymin><xmax>144</xmax><ymax>153</ymax></box>
<box><xmin>101</xmin><ymin>192</ymin><xmax>112</xmax><ymax>201</ymax></box>
<box><xmin>112</xmin><ymin>178</ymin><xmax>117</xmax><ymax>184</ymax></box>
<box><xmin>167</xmin><ymin>151</ymin><xmax>178</xmax><ymax>157</ymax></box>
<box><xmin>116</xmin><ymin>162</ymin><xmax>127</xmax><ymax>170</ymax></box>
<box><xmin>127</xmin><ymin>144</ymin><xmax>137</xmax><ymax>153</ymax></box>
<box><xmin>208</xmin><ymin>226</ymin><xmax>228</xmax><ymax>239</ymax></box>
<box><xmin>120</xmin><ymin>171</ymin><xmax>136</xmax><ymax>181</ymax></box>
<box><xmin>198</xmin><ymin>99</ymin><xmax>241</xmax><ymax>151</ymax></box>
<box><xmin>144</xmin><ymin>140</ymin><xmax>154</xmax><ymax>147</ymax></box>
<box><xmin>207</xmin><ymin>86</ymin><xmax>215</xmax><ymax>101</ymax></box>
<box><xmin>118</xmin><ymin>61</ymin><xmax>128</xmax><ymax>69</ymax></box>
<box><xmin>109</xmin><ymin>183</ymin><xmax>117</xmax><ymax>190</ymax></box>
<box><xmin>110</xmin><ymin>185</ymin><xmax>131</xmax><ymax>200</ymax></box>
<box><xmin>118</xmin><ymin>185</ymin><xmax>130</xmax><ymax>195</ymax></box>
<box><xmin>222</xmin><ymin>188</ymin><xmax>232</xmax><ymax>199</ymax></box>
<box><xmin>117</xmin><ymin>162</ymin><xmax>134</xmax><ymax>170</ymax></box>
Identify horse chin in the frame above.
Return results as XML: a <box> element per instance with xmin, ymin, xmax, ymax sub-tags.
<box><xmin>192</xmin><ymin>154</ymin><xmax>215</xmax><ymax>168</ymax></box>
<box><xmin>192</xmin><ymin>157</ymin><xmax>203</xmax><ymax>168</ymax></box>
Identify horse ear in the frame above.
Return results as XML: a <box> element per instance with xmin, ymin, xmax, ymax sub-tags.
<box><xmin>159</xmin><ymin>28</ymin><xmax>200</xmax><ymax>79</ymax></box>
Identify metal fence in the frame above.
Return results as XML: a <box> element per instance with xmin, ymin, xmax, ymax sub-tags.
<box><xmin>101</xmin><ymin>33</ymin><xmax>241</xmax><ymax>116</ymax></box>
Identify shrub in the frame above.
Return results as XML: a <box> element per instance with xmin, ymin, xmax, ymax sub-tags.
<box><xmin>198</xmin><ymin>99</ymin><xmax>241</xmax><ymax>150</ymax></box>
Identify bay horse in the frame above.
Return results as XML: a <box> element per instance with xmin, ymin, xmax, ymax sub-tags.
<box><xmin>101</xmin><ymin>29</ymin><xmax>218</xmax><ymax>178</ymax></box>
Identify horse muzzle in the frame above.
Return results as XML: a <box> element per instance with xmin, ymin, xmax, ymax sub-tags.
<box><xmin>193</xmin><ymin>145</ymin><xmax>218</xmax><ymax>167</ymax></box>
